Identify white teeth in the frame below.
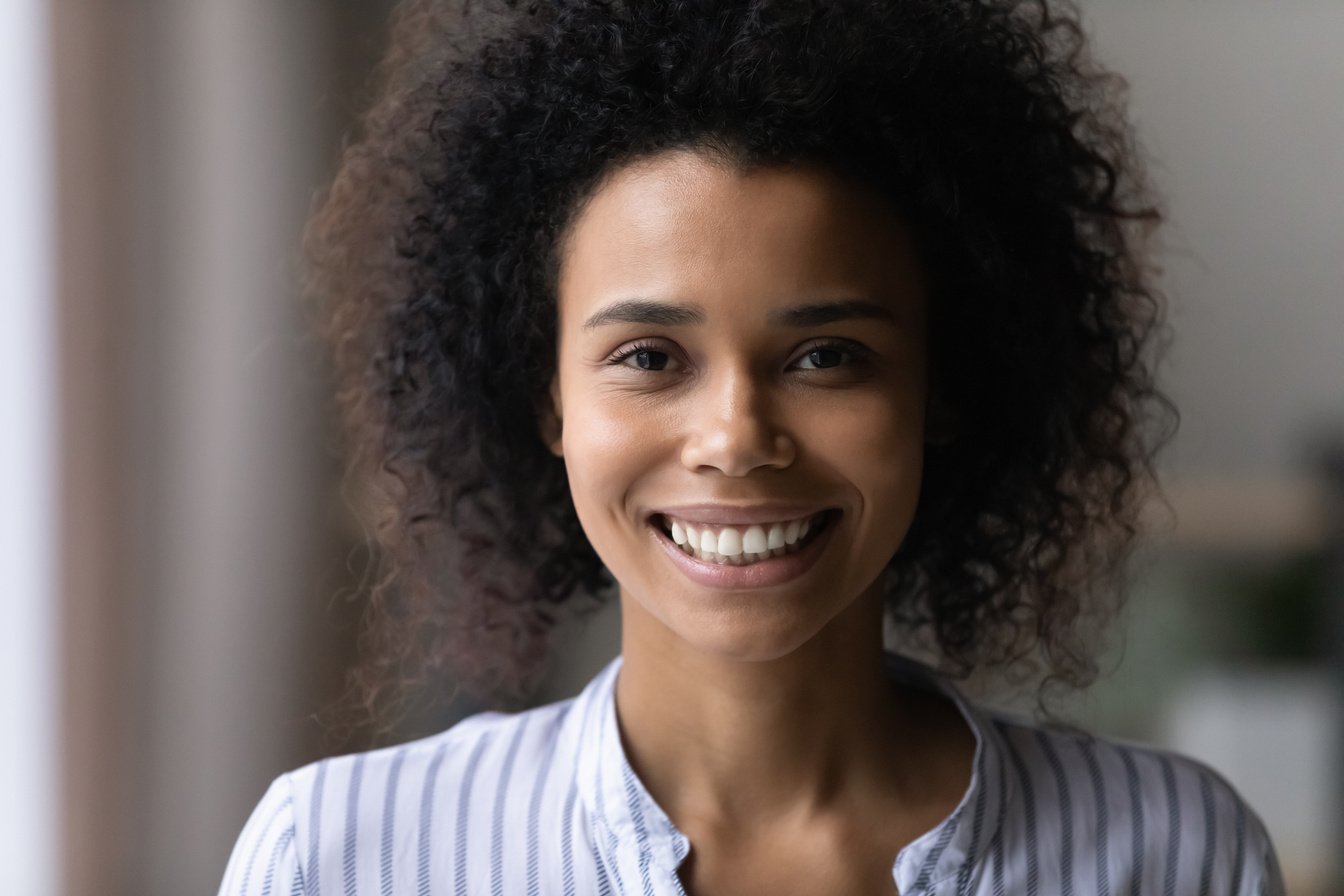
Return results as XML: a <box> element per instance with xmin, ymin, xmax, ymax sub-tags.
<box><xmin>661</xmin><ymin>512</ymin><xmax>829</xmax><ymax>565</ymax></box>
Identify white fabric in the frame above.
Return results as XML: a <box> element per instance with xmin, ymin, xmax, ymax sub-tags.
<box><xmin>219</xmin><ymin>655</ymin><xmax>1284</xmax><ymax>895</ymax></box>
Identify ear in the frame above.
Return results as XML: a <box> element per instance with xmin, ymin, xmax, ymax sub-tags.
<box><xmin>537</xmin><ymin>375</ymin><xmax>564</xmax><ymax>457</ymax></box>
<box><xmin>924</xmin><ymin>383</ymin><xmax>958</xmax><ymax>447</ymax></box>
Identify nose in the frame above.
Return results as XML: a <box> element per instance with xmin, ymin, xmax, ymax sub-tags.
<box><xmin>679</xmin><ymin>367</ymin><xmax>796</xmax><ymax>476</ymax></box>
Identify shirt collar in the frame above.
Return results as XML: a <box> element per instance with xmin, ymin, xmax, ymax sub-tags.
<box><xmin>570</xmin><ymin>657</ymin><xmax>691</xmax><ymax>877</ymax></box>
<box><xmin>885</xmin><ymin>653</ymin><xmax>1014</xmax><ymax>893</ymax></box>
<box><xmin>566</xmin><ymin>653</ymin><xmax>1011</xmax><ymax>889</ymax></box>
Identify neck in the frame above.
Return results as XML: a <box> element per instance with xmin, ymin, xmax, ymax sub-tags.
<box><xmin>614</xmin><ymin>583</ymin><xmax>929</xmax><ymax>829</ymax></box>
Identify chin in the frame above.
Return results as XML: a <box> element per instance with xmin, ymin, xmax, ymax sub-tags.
<box><xmin>662</xmin><ymin>601</ymin><xmax>832</xmax><ymax>664</ymax></box>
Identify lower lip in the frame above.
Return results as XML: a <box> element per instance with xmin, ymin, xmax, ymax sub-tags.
<box><xmin>648</xmin><ymin>512</ymin><xmax>839</xmax><ymax>590</ymax></box>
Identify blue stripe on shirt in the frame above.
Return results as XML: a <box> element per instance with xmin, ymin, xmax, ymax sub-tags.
<box><xmin>217</xmin><ymin>655</ymin><xmax>1284</xmax><ymax>896</ymax></box>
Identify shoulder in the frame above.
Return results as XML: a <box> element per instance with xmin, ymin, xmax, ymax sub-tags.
<box><xmin>286</xmin><ymin>698</ymin><xmax>577</xmax><ymax>822</ymax></box>
<box><xmin>217</xmin><ymin>771</ymin><xmax>304</xmax><ymax>895</ymax></box>
<box><xmin>983</xmin><ymin>713</ymin><xmax>1284</xmax><ymax>896</ymax></box>
<box><xmin>218</xmin><ymin>698</ymin><xmax>580</xmax><ymax>896</ymax></box>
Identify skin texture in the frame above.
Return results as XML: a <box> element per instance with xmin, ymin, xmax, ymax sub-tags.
<box><xmin>545</xmin><ymin>150</ymin><xmax>975</xmax><ymax>894</ymax></box>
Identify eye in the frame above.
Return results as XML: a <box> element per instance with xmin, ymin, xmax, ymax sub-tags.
<box><xmin>797</xmin><ymin>347</ymin><xmax>846</xmax><ymax>369</ymax></box>
<box><xmin>630</xmin><ymin>349</ymin><xmax>669</xmax><ymax>371</ymax></box>
<box><xmin>792</xmin><ymin>341</ymin><xmax>864</xmax><ymax>370</ymax></box>
<box><xmin>609</xmin><ymin>341</ymin><xmax>674</xmax><ymax>371</ymax></box>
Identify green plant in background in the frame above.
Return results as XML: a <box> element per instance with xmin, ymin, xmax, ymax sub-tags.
<box><xmin>1212</xmin><ymin>551</ymin><xmax>1329</xmax><ymax>663</ymax></box>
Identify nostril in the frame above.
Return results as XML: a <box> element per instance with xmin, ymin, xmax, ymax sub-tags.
<box><xmin>678</xmin><ymin>414</ymin><xmax>798</xmax><ymax>476</ymax></box>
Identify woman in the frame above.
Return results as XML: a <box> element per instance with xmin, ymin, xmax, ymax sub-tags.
<box><xmin>220</xmin><ymin>0</ymin><xmax>1282</xmax><ymax>893</ymax></box>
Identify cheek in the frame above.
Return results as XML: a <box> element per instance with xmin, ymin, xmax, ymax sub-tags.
<box><xmin>809</xmin><ymin>391</ymin><xmax>925</xmax><ymax>517</ymax></box>
<box><xmin>560</xmin><ymin>393</ymin><xmax>670</xmax><ymax>523</ymax></box>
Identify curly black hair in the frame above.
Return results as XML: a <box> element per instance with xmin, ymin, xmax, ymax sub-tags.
<box><xmin>309</xmin><ymin>0</ymin><xmax>1175</xmax><ymax>735</ymax></box>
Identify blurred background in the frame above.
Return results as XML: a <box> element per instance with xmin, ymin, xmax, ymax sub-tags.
<box><xmin>2</xmin><ymin>0</ymin><xmax>1341</xmax><ymax>893</ymax></box>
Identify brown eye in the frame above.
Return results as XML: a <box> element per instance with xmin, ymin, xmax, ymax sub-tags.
<box><xmin>794</xmin><ymin>342</ymin><xmax>860</xmax><ymax>370</ymax></box>
<box><xmin>631</xmin><ymin>349</ymin><xmax>669</xmax><ymax>371</ymax></box>
<box><xmin>609</xmin><ymin>342</ymin><xmax>675</xmax><ymax>371</ymax></box>
<box><xmin>802</xmin><ymin>347</ymin><xmax>846</xmax><ymax>369</ymax></box>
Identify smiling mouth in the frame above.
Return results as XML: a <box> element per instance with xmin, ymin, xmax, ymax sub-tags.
<box><xmin>650</xmin><ymin>509</ymin><xmax>838</xmax><ymax>566</ymax></box>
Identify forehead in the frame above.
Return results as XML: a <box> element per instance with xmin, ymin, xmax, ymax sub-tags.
<box><xmin>556</xmin><ymin>150</ymin><xmax>925</xmax><ymax>325</ymax></box>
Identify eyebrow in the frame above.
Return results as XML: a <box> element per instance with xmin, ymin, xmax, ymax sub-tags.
<box><xmin>581</xmin><ymin>298</ymin><xmax>897</xmax><ymax>330</ymax></box>
<box><xmin>582</xmin><ymin>299</ymin><xmax>705</xmax><ymax>330</ymax></box>
<box><xmin>767</xmin><ymin>299</ymin><xmax>897</xmax><ymax>328</ymax></box>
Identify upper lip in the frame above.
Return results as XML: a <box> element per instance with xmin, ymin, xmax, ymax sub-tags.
<box><xmin>651</xmin><ymin>503</ymin><xmax>836</xmax><ymax>526</ymax></box>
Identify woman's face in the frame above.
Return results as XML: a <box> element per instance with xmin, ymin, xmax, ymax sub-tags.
<box><xmin>547</xmin><ymin>150</ymin><xmax>929</xmax><ymax>662</ymax></box>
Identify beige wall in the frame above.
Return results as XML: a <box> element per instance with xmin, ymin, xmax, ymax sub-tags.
<box><xmin>55</xmin><ymin>1</ymin><xmax>388</xmax><ymax>891</ymax></box>
<box><xmin>1082</xmin><ymin>1</ymin><xmax>1344</xmax><ymax>484</ymax></box>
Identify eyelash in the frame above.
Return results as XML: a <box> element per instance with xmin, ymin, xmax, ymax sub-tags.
<box><xmin>605</xmin><ymin>339</ymin><xmax>870</xmax><ymax>373</ymax></box>
<box><xmin>606</xmin><ymin>341</ymin><xmax>669</xmax><ymax>369</ymax></box>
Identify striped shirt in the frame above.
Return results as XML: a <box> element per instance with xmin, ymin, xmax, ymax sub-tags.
<box><xmin>218</xmin><ymin>655</ymin><xmax>1284</xmax><ymax>895</ymax></box>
